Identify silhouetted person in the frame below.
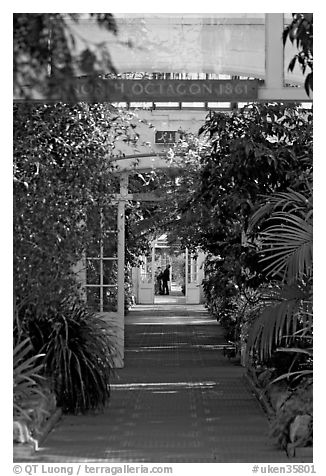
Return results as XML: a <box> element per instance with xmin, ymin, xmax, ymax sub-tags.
<box><xmin>162</xmin><ymin>264</ymin><xmax>170</xmax><ymax>295</ymax></box>
<box><xmin>155</xmin><ymin>267</ymin><xmax>163</xmax><ymax>295</ymax></box>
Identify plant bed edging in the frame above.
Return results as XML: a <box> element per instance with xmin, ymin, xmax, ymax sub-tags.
<box><xmin>292</xmin><ymin>446</ymin><xmax>313</xmax><ymax>459</ymax></box>
<box><xmin>13</xmin><ymin>442</ymin><xmax>36</xmax><ymax>459</ymax></box>
<box><xmin>242</xmin><ymin>370</ymin><xmax>313</xmax><ymax>460</ymax></box>
<box><xmin>35</xmin><ymin>408</ymin><xmax>62</xmax><ymax>446</ymax></box>
<box><xmin>242</xmin><ymin>370</ymin><xmax>275</xmax><ymax>419</ymax></box>
<box><xmin>13</xmin><ymin>408</ymin><xmax>62</xmax><ymax>460</ymax></box>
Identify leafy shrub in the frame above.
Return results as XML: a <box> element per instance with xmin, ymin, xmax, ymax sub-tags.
<box><xmin>26</xmin><ymin>301</ymin><xmax>118</xmax><ymax>413</ymax></box>
<box><xmin>203</xmin><ymin>254</ymin><xmax>241</xmax><ymax>341</ymax></box>
<box><xmin>269</xmin><ymin>377</ymin><xmax>313</xmax><ymax>450</ymax></box>
<box><xmin>13</xmin><ymin>337</ymin><xmax>46</xmax><ymax>422</ymax></box>
<box><xmin>14</xmin><ymin>102</ymin><xmax>139</xmax><ymax>318</ymax></box>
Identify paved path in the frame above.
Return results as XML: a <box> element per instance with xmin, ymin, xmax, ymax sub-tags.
<box><xmin>27</xmin><ymin>302</ymin><xmax>294</xmax><ymax>463</ymax></box>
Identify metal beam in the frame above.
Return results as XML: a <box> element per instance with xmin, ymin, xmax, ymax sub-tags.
<box><xmin>265</xmin><ymin>13</ymin><xmax>284</xmax><ymax>90</ymax></box>
<box><xmin>112</xmin><ymin>155</ymin><xmax>183</xmax><ymax>172</ymax></box>
<box><xmin>257</xmin><ymin>87</ymin><xmax>310</xmax><ymax>101</ymax></box>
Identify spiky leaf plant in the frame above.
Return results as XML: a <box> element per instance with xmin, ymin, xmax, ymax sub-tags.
<box><xmin>250</xmin><ymin>189</ymin><xmax>312</xmax><ymax>282</ymax></box>
<box><xmin>13</xmin><ymin>337</ymin><xmax>46</xmax><ymax>422</ymax></box>
<box><xmin>28</xmin><ymin>302</ymin><xmax>120</xmax><ymax>413</ymax></box>
<box><xmin>247</xmin><ymin>187</ymin><xmax>312</xmax><ymax>367</ymax></box>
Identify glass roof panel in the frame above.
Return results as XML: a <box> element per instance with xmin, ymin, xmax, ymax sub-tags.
<box><xmin>68</xmin><ymin>14</ymin><xmax>305</xmax><ymax>86</ymax></box>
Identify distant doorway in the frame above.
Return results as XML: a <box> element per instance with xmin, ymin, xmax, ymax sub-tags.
<box><xmin>133</xmin><ymin>235</ymin><xmax>205</xmax><ymax>305</ymax></box>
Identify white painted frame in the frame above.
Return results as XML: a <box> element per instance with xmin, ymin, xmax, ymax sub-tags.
<box><xmin>80</xmin><ymin>14</ymin><xmax>311</xmax><ymax>367</ymax></box>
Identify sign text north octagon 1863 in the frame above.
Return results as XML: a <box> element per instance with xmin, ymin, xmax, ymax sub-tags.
<box><xmin>72</xmin><ymin>79</ymin><xmax>259</xmax><ymax>102</ymax></box>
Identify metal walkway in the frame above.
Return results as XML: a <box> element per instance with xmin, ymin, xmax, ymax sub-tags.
<box><xmin>28</xmin><ymin>302</ymin><xmax>294</xmax><ymax>463</ymax></box>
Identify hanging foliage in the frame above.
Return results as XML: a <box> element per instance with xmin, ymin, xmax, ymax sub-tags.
<box><xmin>14</xmin><ymin>102</ymin><xmax>139</xmax><ymax>319</ymax></box>
<box><xmin>13</xmin><ymin>13</ymin><xmax>119</xmax><ymax>100</ymax></box>
<box><xmin>283</xmin><ymin>13</ymin><xmax>313</xmax><ymax>96</ymax></box>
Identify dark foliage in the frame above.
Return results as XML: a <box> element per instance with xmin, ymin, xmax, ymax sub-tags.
<box><xmin>283</xmin><ymin>13</ymin><xmax>313</xmax><ymax>95</ymax></box>
<box><xmin>14</xmin><ymin>13</ymin><xmax>118</xmax><ymax>100</ymax></box>
<box><xmin>24</xmin><ymin>302</ymin><xmax>116</xmax><ymax>413</ymax></box>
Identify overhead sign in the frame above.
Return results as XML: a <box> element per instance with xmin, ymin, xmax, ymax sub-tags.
<box><xmin>23</xmin><ymin>78</ymin><xmax>259</xmax><ymax>102</ymax></box>
<box><xmin>155</xmin><ymin>131</ymin><xmax>177</xmax><ymax>144</ymax></box>
<box><xmin>72</xmin><ymin>78</ymin><xmax>258</xmax><ymax>102</ymax></box>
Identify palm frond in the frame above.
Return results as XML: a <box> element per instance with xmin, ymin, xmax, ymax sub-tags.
<box><xmin>246</xmin><ymin>285</ymin><xmax>309</xmax><ymax>361</ymax></box>
<box><xmin>13</xmin><ymin>337</ymin><xmax>46</xmax><ymax>420</ymax></box>
<box><xmin>276</xmin><ymin>347</ymin><xmax>313</xmax><ymax>357</ymax></box>
<box><xmin>259</xmin><ymin>212</ymin><xmax>312</xmax><ymax>280</ymax></box>
<box><xmin>270</xmin><ymin>369</ymin><xmax>313</xmax><ymax>385</ymax></box>
<box><xmin>249</xmin><ymin>188</ymin><xmax>312</xmax><ymax>231</ymax></box>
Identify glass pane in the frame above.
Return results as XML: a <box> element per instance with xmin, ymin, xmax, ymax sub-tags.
<box><xmin>154</xmin><ymin>253</ymin><xmax>161</xmax><ymax>269</ymax></box>
<box><xmin>140</xmin><ymin>258</ymin><xmax>153</xmax><ymax>283</ymax></box>
<box><xmin>283</xmin><ymin>14</ymin><xmax>305</xmax><ymax>86</ymax></box>
<box><xmin>87</xmin><ymin>207</ymin><xmax>101</xmax><ymax>258</ymax></box>
<box><xmin>129</xmin><ymin>102</ymin><xmax>153</xmax><ymax>108</ymax></box>
<box><xmin>188</xmin><ymin>257</ymin><xmax>198</xmax><ymax>283</ymax></box>
<box><xmin>154</xmin><ymin>247</ymin><xmax>170</xmax><ymax>270</ymax></box>
<box><xmin>70</xmin><ymin>15</ymin><xmax>266</xmax><ymax>77</ymax></box>
<box><xmin>86</xmin><ymin>204</ymin><xmax>118</xmax><ymax>258</ymax></box>
<box><xmin>154</xmin><ymin>102</ymin><xmax>180</xmax><ymax>108</ymax></box>
<box><xmin>181</xmin><ymin>102</ymin><xmax>205</xmax><ymax>108</ymax></box>
<box><xmin>86</xmin><ymin>286</ymin><xmax>118</xmax><ymax>312</ymax></box>
<box><xmin>102</xmin><ymin>206</ymin><xmax>117</xmax><ymax>232</ymax></box>
<box><xmin>103</xmin><ymin>286</ymin><xmax>118</xmax><ymax>312</ymax></box>
<box><xmin>103</xmin><ymin>259</ymin><xmax>118</xmax><ymax>285</ymax></box>
<box><xmin>86</xmin><ymin>259</ymin><xmax>100</xmax><ymax>285</ymax></box>
<box><xmin>170</xmin><ymin>251</ymin><xmax>186</xmax><ymax>289</ymax></box>
<box><xmin>207</xmin><ymin>102</ymin><xmax>231</xmax><ymax>108</ymax></box>
<box><xmin>86</xmin><ymin>286</ymin><xmax>100</xmax><ymax>312</ymax></box>
<box><xmin>102</xmin><ymin>232</ymin><xmax>117</xmax><ymax>257</ymax></box>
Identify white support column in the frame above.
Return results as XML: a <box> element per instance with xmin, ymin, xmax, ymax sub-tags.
<box><xmin>197</xmin><ymin>251</ymin><xmax>206</xmax><ymax>304</ymax></box>
<box><xmin>265</xmin><ymin>13</ymin><xmax>284</xmax><ymax>90</ymax></box>
<box><xmin>151</xmin><ymin>242</ymin><xmax>155</xmax><ymax>286</ymax></box>
<box><xmin>99</xmin><ymin>211</ymin><xmax>104</xmax><ymax>313</ymax></box>
<box><xmin>117</xmin><ymin>173</ymin><xmax>128</xmax><ymax>315</ymax></box>
<box><xmin>72</xmin><ymin>254</ymin><xmax>87</xmax><ymax>302</ymax></box>
<box><xmin>116</xmin><ymin>173</ymin><xmax>129</xmax><ymax>367</ymax></box>
<box><xmin>185</xmin><ymin>248</ymin><xmax>189</xmax><ymax>287</ymax></box>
